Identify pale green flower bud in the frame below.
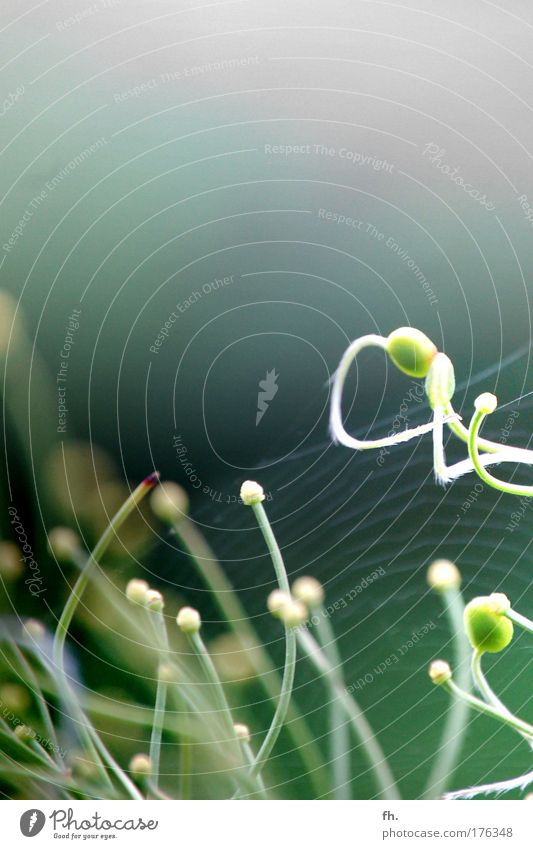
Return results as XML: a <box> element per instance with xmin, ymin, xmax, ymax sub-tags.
<box><xmin>240</xmin><ymin>480</ymin><xmax>265</xmax><ymax>506</ymax></box>
<box><xmin>278</xmin><ymin>599</ymin><xmax>308</xmax><ymax>628</ymax></box>
<box><xmin>145</xmin><ymin>589</ymin><xmax>164</xmax><ymax>612</ymax></box>
<box><xmin>129</xmin><ymin>753</ymin><xmax>152</xmax><ymax>780</ymax></box>
<box><xmin>425</xmin><ymin>353</ymin><xmax>455</xmax><ymax>410</ymax></box>
<box><xmin>292</xmin><ymin>576</ymin><xmax>325</xmax><ymax>608</ymax></box>
<box><xmin>233</xmin><ymin>723</ymin><xmax>251</xmax><ymax>743</ymax></box>
<box><xmin>150</xmin><ymin>481</ymin><xmax>189</xmax><ymax>523</ymax></box>
<box><xmin>386</xmin><ymin>327</ymin><xmax>438</xmax><ymax>378</ymax></box>
<box><xmin>428</xmin><ymin>659</ymin><xmax>452</xmax><ymax>685</ymax></box>
<box><xmin>475</xmin><ymin>393</ymin><xmax>498</xmax><ymax>415</ymax></box>
<box><xmin>125</xmin><ymin>579</ymin><xmax>149</xmax><ymax>605</ymax></box>
<box><xmin>267</xmin><ymin>589</ymin><xmax>291</xmax><ymax>618</ymax></box>
<box><xmin>427</xmin><ymin>559</ymin><xmax>461</xmax><ymax>592</ymax></box>
<box><xmin>176</xmin><ymin>606</ymin><xmax>201</xmax><ymax>634</ymax></box>
<box><xmin>464</xmin><ymin>594</ymin><xmax>513</xmax><ymax>653</ymax></box>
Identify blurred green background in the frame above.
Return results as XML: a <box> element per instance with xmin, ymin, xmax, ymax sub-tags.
<box><xmin>1</xmin><ymin>0</ymin><xmax>533</xmax><ymax>798</ymax></box>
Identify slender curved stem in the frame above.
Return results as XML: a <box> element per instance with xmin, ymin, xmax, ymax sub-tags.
<box><xmin>246</xmin><ymin>502</ymin><xmax>297</xmax><ymax>780</ymax></box>
<box><xmin>149</xmin><ymin>612</ymin><xmax>168</xmax><ymax>794</ymax></box>
<box><xmin>446</xmin><ymin>400</ymin><xmax>533</xmax><ymax>462</ymax></box>
<box><xmin>9</xmin><ymin>643</ymin><xmax>63</xmax><ymax>769</ymax></box>
<box><xmin>315</xmin><ymin>612</ymin><xmax>351</xmax><ymax>799</ymax></box>
<box><xmin>52</xmin><ymin>473</ymin><xmax>158</xmax><ymax>798</ymax></box>
<box><xmin>188</xmin><ymin>630</ymin><xmax>257</xmax><ymax>798</ymax></box>
<box><xmin>241</xmin><ymin>742</ymin><xmax>268</xmax><ymax>799</ymax></box>
<box><xmin>423</xmin><ymin>586</ymin><xmax>470</xmax><ymax>799</ymax></box>
<box><xmin>468</xmin><ymin>408</ymin><xmax>533</xmax><ymax>496</ymax></box>
<box><xmin>444</xmin><ymin>679</ymin><xmax>533</xmax><ymax>738</ymax></box>
<box><xmin>173</xmin><ymin>517</ymin><xmax>329</xmax><ymax>797</ymax></box>
<box><xmin>297</xmin><ymin>628</ymin><xmax>400</xmax><ymax>800</ymax></box>
<box><xmin>53</xmin><ymin>473</ymin><xmax>159</xmax><ymax>669</ymax></box>
<box><xmin>471</xmin><ymin>650</ymin><xmax>532</xmax><ymax>748</ymax></box>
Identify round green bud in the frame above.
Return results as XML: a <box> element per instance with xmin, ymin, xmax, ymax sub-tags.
<box><xmin>0</xmin><ymin>542</ymin><xmax>23</xmax><ymax>581</ymax></box>
<box><xmin>266</xmin><ymin>589</ymin><xmax>291</xmax><ymax>618</ymax></box>
<box><xmin>125</xmin><ymin>578</ymin><xmax>149</xmax><ymax>606</ymax></box>
<box><xmin>47</xmin><ymin>527</ymin><xmax>81</xmax><ymax>562</ymax></box>
<box><xmin>292</xmin><ymin>576</ymin><xmax>325</xmax><ymax>608</ymax></box>
<box><xmin>233</xmin><ymin>723</ymin><xmax>251</xmax><ymax>743</ymax></box>
<box><xmin>176</xmin><ymin>606</ymin><xmax>201</xmax><ymax>634</ymax></box>
<box><xmin>425</xmin><ymin>353</ymin><xmax>455</xmax><ymax>409</ymax></box>
<box><xmin>428</xmin><ymin>659</ymin><xmax>452</xmax><ymax>685</ymax></box>
<box><xmin>386</xmin><ymin>327</ymin><xmax>438</xmax><ymax>378</ymax></box>
<box><xmin>129</xmin><ymin>753</ymin><xmax>152</xmax><ymax>780</ymax></box>
<box><xmin>464</xmin><ymin>594</ymin><xmax>513</xmax><ymax>653</ymax></box>
<box><xmin>475</xmin><ymin>393</ymin><xmax>498</xmax><ymax>415</ymax></box>
<box><xmin>427</xmin><ymin>559</ymin><xmax>461</xmax><ymax>592</ymax></box>
<box><xmin>240</xmin><ymin>480</ymin><xmax>265</xmax><ymax>506</ymax></box>
<box><xmin>145</xmin><ymin>589</ymin><xmax>164</xmax><ymax>612</ymax></box>
<box><xmin>150</xmin><ymin>481</ymin><xmax>189</xmax><ymax>523</ymax></box>
<box><xmin>278</xmin><ymin>599</ymin><xmax>308</xmax><ymax>628</ymax></box>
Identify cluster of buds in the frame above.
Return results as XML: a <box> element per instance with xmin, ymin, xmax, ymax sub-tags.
<box><xmin>125</xmin><ymin>578</ymin><xmax>164</xmax><ymax>612</ymax></box>
<box><xmin>267</xmin><ymin>590</ymin><xmax>307</xmax><ymax>628</ymax></box>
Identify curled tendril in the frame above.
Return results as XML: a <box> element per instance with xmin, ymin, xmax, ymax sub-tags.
<box><xmin>329</xmin><ymin>334</ymin><xmax>455</xmax><ymax>452</ymax></box>
<box><xmin>467</xmin><ymin>394</ymin><xmax>533</xmax><ymax>496</ymax></box>
<box><xmin>329</xmin><ymin>328</ymin><xmax>533</xmax><ymax>491</ymax></box>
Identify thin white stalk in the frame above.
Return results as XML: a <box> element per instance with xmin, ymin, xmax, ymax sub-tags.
<box><xmin>507</xmin><ymin>608</ymin><xmax>533</xmax><ymax>635</ymax></box>
<box><xmin>445</xmin><ymin>768</ymin><xmax>533</xmax><ymax>800</ymax></box>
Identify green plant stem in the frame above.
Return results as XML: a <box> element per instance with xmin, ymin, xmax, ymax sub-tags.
<box><xmin>173</xmin><ymin>517</ymin><xmax>329</xmax><ymax>797</ymax></box>
<box><xmin>423</xmin><ymin>586</ymin><xmax>470</xmax><ymax>799</ymax></box>
<box><xmin>296</xmin><ymin>628</ymin><xmax>400</xmax><ymax>800</ymax></box>
<box><xmin>247</xmin><ymin>502</ymin><xmax>296</xmax><ymax>779</ymax></box>
<box><xmin>444</xmin><ymin>679</ymin><xmax>533</xmax><ymax>738</ymax></box>
<box><xmin>241</xmin><ymin>741</ymin><xmax>267</xmax><ymax>799</ymax></box>
<box><xmin>52</xmin><ymin>473</ymin><xmax>157</xmax><ymax>799</ymax></box>
<box><xmin>315</xmin><ymin>611</ymin><xmax>351</xmax><ymax>799</ymax></box>
<box><xmin>468</xmin><ymin>408</ymin><xmax>533</xmax><ymax>496</ymax></box>
<box><xmin>445</xmin><ymin>401</ymin><xmax>532</xmax><ymax>459</ymax></box>
<box><xmin>187</xmin><ymin>630</ymin><xmax>257</xmax><ymax>798</ymax></box>
<box><xmin>180</xmin><ymin>739</ymin><xmax>192</xmax><ymax>800</ymax></box>
<box><xmin>9</xmin><ymin>643</ymin><xmax>63</xmax><ymax>769</ymax></box>
<box><xmin>471</xmin><ymin>651</ymin><xmax>532</xmax><ymax>747</ymax></box>
<box><xmin>148</xmin><ymin>612</ymin><xmax>168</xmax><ymax>794</ymax></box>
<box><xmin>54</xmin><ymin>474</ymin><xmax>158</xmax><ymax>668</ymax></box>
<box><xmin>471</xmin><ymin>650</ymin><xmax>505</xmax><ymax>711</ymax></box>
